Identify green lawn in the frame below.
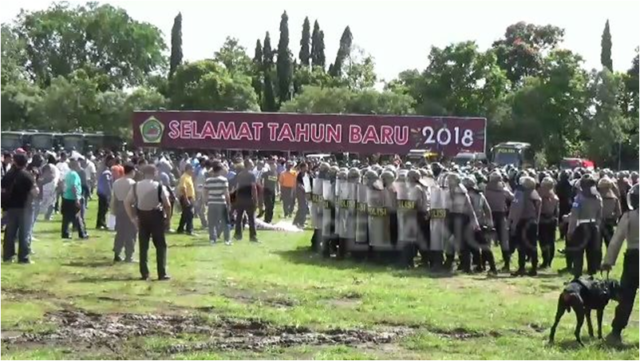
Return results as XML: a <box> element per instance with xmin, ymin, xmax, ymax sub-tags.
<box><xmin>1</xmin><ymin>200</ymin><xmax>638</xmax><ymax>359</ymax></box>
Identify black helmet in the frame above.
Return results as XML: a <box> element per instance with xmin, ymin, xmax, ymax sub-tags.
<box><xmin>628</xmin><ymin>183</ymin><xmax>639</xmax><ymax>210</ymax></box>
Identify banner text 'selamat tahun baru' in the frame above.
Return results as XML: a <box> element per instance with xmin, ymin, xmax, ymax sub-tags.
<box><xmin>133</xmin><ymin>111</ymin><xmax>486</xmax><ymax>155</ymax></box>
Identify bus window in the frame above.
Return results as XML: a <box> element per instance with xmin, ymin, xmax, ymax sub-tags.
<box><xmin>1</xmin><ymin>134</ymin><xmax>24</xmax><ymax>150</ymax></box>
<box><xmin>30</xmin><ymin>134</ymin><xmax>54</xmax><ymax>150</ymax></box>
<box><xmin>63</xmin><ymin>135</ymin><xmax>84</xmax><ymax>151</ymax></box>
<box><xmin>493</xmin><ymin>148</ymin><xmax>520</xmax><ymax>167</ymax></box>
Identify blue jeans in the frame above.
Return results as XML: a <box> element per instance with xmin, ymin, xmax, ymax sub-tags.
<box><xmin>27</xmin><ymin>199</ymin><xmax>40</xmax><ymax>243</ymax></box>
<box><xmin>207</xmin><ymin>203</ymin><xmax>230</xmax><ymax>242</ymax></box>
<box><xmin>2</xmin><ymin>208</ymin><xmax>31</xmax><ymax>262</ymax></box>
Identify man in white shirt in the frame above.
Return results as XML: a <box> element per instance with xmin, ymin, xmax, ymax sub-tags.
<box><xmin>84</xmin><ymin>153</ymin><xmax>97</xmax><ymax>199</ymax></box>
<box><xmin>111</xmin><ymin>162</ymin><xmax>137</xmax><ymax>262</ymax></box>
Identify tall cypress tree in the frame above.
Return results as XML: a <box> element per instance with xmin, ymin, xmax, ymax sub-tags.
<box><xmin>169</xmin><ymin>12</ymin><xmax>183</xmax><ymax>79</ymax></box>
<box><xmin>329</xmin><ymin>26</ymin><xmax>353</xmax><ymax>77</ymax></box>
<box><xmin>310</xmin><ymin>20</ymin><xmax>326</xmax><ymax>69</ymax></box>
<box><xmin>262</xmin><ymin>32</ymin><xmax>277</xmax><ymax>111</ymax></box>
<box><xmin>299</xmin><ymin>17</ymin><xmax>311</xmax><ymax>68</ymax></box>
<box><xmin>601</xmin><ymin>20</ymin><xmax>613</xmax><ymax>71</ymax></box>
<box><xmin>252</xmin><ymin>39</ymin><xmax>263</xmax><ymax>104</ymax></box>
<box><xmin>277</xmin><ymin>11</ymin><xmax>293</xmax><ymax>103</ymax></box>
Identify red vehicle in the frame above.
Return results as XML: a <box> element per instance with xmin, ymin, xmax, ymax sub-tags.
<box><xmin>560</xmin><ymin>157</ymin><xmax>595</xmax><ymax>170</ymax></box>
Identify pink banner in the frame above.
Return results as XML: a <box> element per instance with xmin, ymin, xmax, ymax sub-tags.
<box><xmin>133</xmin><ymin>111</ymin><xmax>486</xmax><ymax>156</ymax></box>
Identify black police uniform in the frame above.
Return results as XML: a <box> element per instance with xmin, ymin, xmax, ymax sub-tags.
<box><xmin>602</xmin><ymin>185</ymin><xmax>640</xmax><ymax>342</ymax></box>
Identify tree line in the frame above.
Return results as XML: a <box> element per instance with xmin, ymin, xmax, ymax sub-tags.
<box><xmin>2</xmin><ymin>2</ymin><xmax>638</xmax><ymax>167</ymax></box>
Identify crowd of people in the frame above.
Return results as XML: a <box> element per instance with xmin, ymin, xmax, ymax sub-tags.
<box><xmin>1</xmin><ymin>147</ymin><xmax>638</xmax><ymax>343</ymax></box>
<box><xmin>1</xmin><ymin>149</ymin><xmax>313</xmax><ymax>274</ymax></box>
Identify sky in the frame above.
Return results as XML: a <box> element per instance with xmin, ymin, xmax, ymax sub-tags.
<box><xmin>1</xmin><ymin>0</ymin><xmax>638</xmax><ymax>82</ymax></box>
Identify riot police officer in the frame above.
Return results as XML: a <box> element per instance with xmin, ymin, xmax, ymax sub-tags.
<box><xmin>445</xmin><ymin>173</ymin><xmax>479</xmax><ymax>273</ymax></box>
<box><xmin>538</xmin><ymin>177</ymin><xmax>559</xmax><ymax>269</ymax></box>
<box><xmin>603</xmin><ymin>184</ymin><xmax>639</xmax><ymax>345</ymax></box>
<box><xmin>598</xmin><ymin>176</ymin><xmax>622</xmax><ymax>249</ymax></box>
<box><xmin>508</xmin><ymin>176</ymin><xmax>541</xmax><ymax>277</ymax></box>
<box><xmin>567</xmin><ymin>174</ymin><xmax>603</xmax><ymax>277</ymax></box>
<box><xmin>485</xmin><ymin>171</ymin><xmax>514</xmax><ymax>271</ymax></box>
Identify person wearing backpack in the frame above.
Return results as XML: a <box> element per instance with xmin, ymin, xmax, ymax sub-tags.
<box><xmin>2</xmin><ymin>153</ymin><xmax>39</xmax><ymax>263</ymax></box>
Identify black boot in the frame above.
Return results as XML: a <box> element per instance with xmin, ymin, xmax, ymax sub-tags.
<box><xmin>430</xmin><ymin>252</ymin><xmax>444</xmax><ymax>271</ymax></box>
<box><xmin>501</xmin><ymin>251</ymin><xmax>510</xmax><ymax>272</ymax></box>
<box><xmin>444</xmin><ymin>254</ymin><xmax>454</xmax><ymax>271</ymax></box>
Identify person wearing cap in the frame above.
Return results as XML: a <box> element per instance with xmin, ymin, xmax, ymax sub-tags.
<box><xmin>2</xmin><ymin>153</ymin><xmax>39</xmax><ymax>263</ymax></box>
<box><xmin>111</xmin><ymin>163</ymin><xmax>137</xmax><ymax>262</ymax></box>
<box><xmin>279</xmin><ymin>161</ymin><xmax>297</xmax><ymax>218</ymax></box>
<box><xmin>260</xmin><ymin>158</ymin><xmax>278</xmax><ymax>224</ymax></box>
<box><xmin>124</xmin><ymin>165</ymin><xmax>171</xmax><ymax>280</ymax></box>
<box><xmin>61</xmin><ymin>157</ymin><xmax>88</xmax><ymax>239</ymax></box>
<box><xmin>176</xmin><ymin>163</ymin><xmax>196</xmax><ymax>236</ymax></box>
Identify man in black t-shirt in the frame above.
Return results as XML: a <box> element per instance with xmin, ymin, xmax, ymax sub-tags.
<box><xmin>233</xmin><ymin>160</ymin><xmax>258</xmax><ymax>242</ymax></box>
<box><xmin>261</xmin><ymin>158</ymin><xmax>278</xmax><ymax>223</ymax></box>
<box><xmin>2</xmin><ymin>154</ymin><xmax>39</xmax><ymax>263</ymax></box>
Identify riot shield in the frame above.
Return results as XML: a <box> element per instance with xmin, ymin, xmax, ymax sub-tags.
<box><xmin>336</xmin><ymin>179</ymin><xmax>351</xmax><ymax>238</ymax></box>
<box><xmin>343</xmin><ymin>182</ymin><xmax>357</xmax><ymax>241</ymax></box>
<box><xmin>352</xmin><ymin>183</ymin><xmax>369</xmax><ymax>251</ymax></box>
<box><xmin>368</xmin><ymin>187</ymin><xmax>392</xmax><ymax>251</ymax></box>
<box><xmin>399</xmin><ymin>183</ymin><xmax>420</xmax><ymax>245</ymax></box>
<box><xmin>322</xmin><ymin>179</ymin><xmax>334</xmax><ymax>240</ymax></box>
<box><xmin>429</xmin><ymin>186</ymin><xmax>449</xmax><ymax>252</ymax></box>
<box><xmin>311</xmin><ymin>177</ymin><xmax>323</xmax><ymax>230</ymax></box>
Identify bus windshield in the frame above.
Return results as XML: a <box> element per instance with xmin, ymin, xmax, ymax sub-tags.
<box><xmin>30</xmin><ymin>134</ymin><xmax>53</xmax><ymax>150</ymax></box>
<box><xmin>1</xmin><ymin>135</ymin><xmax>23</xmax><ymax>150</ymax></box>
<box><xmin>63</xmin><ymin>136</ymin><xmax>84</xmax><ymax>151</ymax></box>
<box><xmin>493</xmin><ymin>149</ymin><xmax>520</xmax><ymax>166</ymax></box>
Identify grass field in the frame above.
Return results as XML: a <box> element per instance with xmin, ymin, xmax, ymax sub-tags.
<box><xmin>1</xmin><ymin>200</ymin><xmax>638</xmax><ymax>360</ymax></box>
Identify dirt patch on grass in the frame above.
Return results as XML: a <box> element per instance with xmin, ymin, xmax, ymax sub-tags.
<box><xmin>221</xmin><ymin>289</ymin><xmax>298</xmax><ymax>309</ymax></box>
<box><xmin>2</xmin><ymin>288</ymin><xmax>56</xmax><ymax>300</ymax></box>
<box><xmin>2</xmin><ymin>309</ymin><xmax>411</xmax><ymax>356</ymax></box>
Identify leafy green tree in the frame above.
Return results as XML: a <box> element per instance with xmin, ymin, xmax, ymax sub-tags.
<box><xmin>276</xmin><ymin>11</ymin><xmax>293</xmax><ymax>103</ymax></box>
<box><xmin>1</xmin><ymin>24</ymin><xmax>27</xmax><ymax>86</ymax></box>
<box><xmin>280</xmin><ymin>86</ymin><xmax>414</xmax><ymax>115</ymax></box>
<box><xmin>293</xmin><ymin>66</ymin><xmax>343</xmax><ymax>92</ymax></box>
<box><xmin>168</xmin><ymin>60</ymin><xmax>259</xmax><ymax>111</ymax></box>
<box><xmin>492</xmin><ymin>22</ymin><xmax>564</xmax><ymax>87</ymax></box>
<box><xmin>214</xmin><ymin>37</ymin><xmax>253</xmax><ymax>75</ymax></box>
<box><xmin>310</xmin><ymin>20</ymin><xmax>326</xmax><ymax>69</ymax></box>
<box><xmin>32</xmin><ymin>69</ymin><xmax>102</xmax><ymax>131</ymax></box>
<box><xmin>262</xmin><ymin>32</ymin><xmax>277</xmax><ymax>111</ymax></box>
<box><xmin>343</xmin><ymin>46</ymin><xmax>377</xmax><ymax>90</ymax></box>
<box><xmin>329</xmin><ymin>26</ymin><xmax>353</xmax><ymax>77</ymax></box>
<box><xmin>12</xmin><ymin>2</ymin><xmax>167</xmax><ymax>90</ymax></box>
<box><xmin>583</xmin><ymin>69</ymin><xmax>626</xmax><ymax>165</ymax></box>
<box><xmin>252</xmin><ymin>39</ymin><xmax>263</xmax><ymax>104</ymax></box>
<box><xmin>169</xmin><ymin>12</ymin><xmax>183</xmax><ymax>79</ymax></box>
<box><xmin>417</xmin><ymin>42</ymin><xmax>509</xmax><ymax>117</ymax></box>
<box><xmin>601</xmin><ymin>20</ymin><xmax>613</xmax><ymax>71</ymax></box>
<box><xmin>1</xmin><ymin>80</ymin><xmax>42</xmax><ymax>130</ymax></box>
<box><xmin>510</xmin><ymin>50</ymin><xmax>590</xmax><ymax>162</ymax></box>
<box><xmin>299</xmin><ymin>17</ymin><xmax>311</xmax><ymax>68</ymax></box>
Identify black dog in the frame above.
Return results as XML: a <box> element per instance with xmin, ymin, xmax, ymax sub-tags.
<box><xmin>549</xmin><ymin>277</ymin><xmax>621</xmax><ymax>345</ymax></box>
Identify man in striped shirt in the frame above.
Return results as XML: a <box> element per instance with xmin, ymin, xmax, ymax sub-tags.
<box><xmin>204</xmin><ymin>161</ymin><xmax>231</xmax><ymax>245</ymax></box>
